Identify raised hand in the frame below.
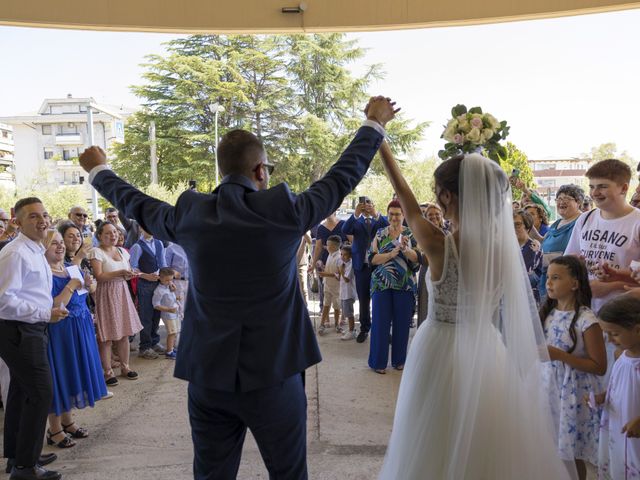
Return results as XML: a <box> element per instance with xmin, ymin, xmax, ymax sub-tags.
<box><xmin>79</xmin><ymin>146</ymin><xmax>108</xmax><ymax>173</ymax></box>
<box><xmin>364</xmin><ymin>96</ymin><xmax>400</xmax><ymax>127</ymax></box>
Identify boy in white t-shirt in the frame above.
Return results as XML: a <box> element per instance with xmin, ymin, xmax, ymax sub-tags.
<box><xmin>152</xmin><ymin>268</ymin><xmax>181</xmax><ymax>359</ymax></box>
<box><xmin>564</xmin><ymin>159</ymin><xmax>640</xmax><ymax>313</ymax></box>
<box><xmin>338</xmin><ymin>244</ymin><xmax>358</xmax><ymax>340</ymax></box>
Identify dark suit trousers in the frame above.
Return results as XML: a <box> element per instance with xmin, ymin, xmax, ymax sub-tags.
<box><xmin>0</xmin><ymin>320</ymin><xmax>52</xmax><ymax>467</ymax></box>
<box><xmin>354</xmin><ymin>265</ymin><xmax>373</xmax><ymax>333</ymax></box>
<box><xmin>188</xmin><ymin>374</ymin><xmax>308</xmax><ymax>480</ymax></box>
<box><xmin>137</xmin><ymin>279</ymin><xmax>161</xmax><ymax>351</ymax></box>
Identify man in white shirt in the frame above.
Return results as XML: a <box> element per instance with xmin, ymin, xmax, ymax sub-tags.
<box><xmin>564</xmin><ymin>159</ymin><xmax>640</xmax><ymax>313</ymax></box>
<box><xmin>0</xmin><ymin>197</ymin><xmax>68</xmax><ymax>480</ymax></box>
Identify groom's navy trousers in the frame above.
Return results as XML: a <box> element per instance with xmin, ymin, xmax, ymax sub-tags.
<box><xmin>188</xmin><ymin>374</ymin><xmax>307</xmax><ymax>479</ymax></box>
<box><xmin>89</xmin><ymin>124</ymin><xmax>384</xmax><ymax>480</ymax></box>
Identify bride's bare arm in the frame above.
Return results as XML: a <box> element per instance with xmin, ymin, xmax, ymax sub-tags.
<box><xmin>379</xmin><ymin>141</ymin><xmax>445</xmax><ymax>260</ymax></box>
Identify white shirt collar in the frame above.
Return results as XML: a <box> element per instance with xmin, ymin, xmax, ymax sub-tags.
<box><xmin>16</xmin><ymin>232</ymin><xmax>46</xmax><ymax>254</ymax></box>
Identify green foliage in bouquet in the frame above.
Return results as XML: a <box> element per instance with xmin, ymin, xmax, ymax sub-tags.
<box><xmin>438</xmin><ymin>104</ymin><xmax>510</xmax><ymax>163</ymax></box>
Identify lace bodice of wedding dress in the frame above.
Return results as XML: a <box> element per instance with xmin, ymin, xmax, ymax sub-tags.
<box><xmin>426</xmin><ymin>233</ymin><xmax>459</xmax><ymax>325</ymax></box>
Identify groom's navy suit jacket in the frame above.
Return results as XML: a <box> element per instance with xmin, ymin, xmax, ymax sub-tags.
<box><xmin>90</xmin><ymin>125</ymin><xmax>384</xmax><ymax>392</ymax></box>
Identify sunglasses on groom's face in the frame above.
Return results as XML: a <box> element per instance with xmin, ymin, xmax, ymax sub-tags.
<box><xmin>255</xmin><ymin>162</ymin><xmax>275</xmax><ymax>175</ymax></box>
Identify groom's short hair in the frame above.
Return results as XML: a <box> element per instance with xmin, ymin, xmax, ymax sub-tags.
<box><xmin>217</xmin><ymin>129</ymin><xmax>266</xmax><ymax>177</ymax></box>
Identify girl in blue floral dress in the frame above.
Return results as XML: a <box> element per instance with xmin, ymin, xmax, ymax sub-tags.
<box><xmin>541</xmin><ymin>256</ymin><xmax>608</xmax><ymax>479</ymax></box>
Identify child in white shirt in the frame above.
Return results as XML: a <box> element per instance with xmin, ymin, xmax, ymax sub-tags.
<box><xmin>152</xmin><ymin>268</ymin><xmax>181</xmax><ymax>359</ymax></box>
<box><xmin>339</xmin><ymin>244</ymin><xmax>358</xmax><ymax>340</ymax></box>
<box><xmin>317</xmin><ymin>235</ymin><xmax>342</xmax><ymax>335</ymax></box>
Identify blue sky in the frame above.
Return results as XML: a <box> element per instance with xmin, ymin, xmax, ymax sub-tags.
<box><xmin>1</xmin><ymin>8</ymin><xmax>639</xmax><ymax>161</ymax></box>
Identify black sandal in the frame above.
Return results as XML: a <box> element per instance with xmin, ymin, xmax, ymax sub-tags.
<box><xmin>121</xmin><ymin>370</ymin><xmax>139</xmax><ymax>380</ymax></box>
<box><xmin>62</xmin><ymin>422</ymin><xmax>89</xmax><ymax>439</ymax></box>
<box><xmin>46</xmin><ymin>429</ymin><xmax>76</xmax><ymax>448</ymax></box>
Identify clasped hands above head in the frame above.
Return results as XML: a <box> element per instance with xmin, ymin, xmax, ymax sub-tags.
<box><xmin>364</xmin><ymin>96</ymin><xmax>400</xmax><ymax>127</ymax></box>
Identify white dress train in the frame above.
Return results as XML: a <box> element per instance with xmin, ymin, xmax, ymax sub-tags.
<box><xmin>379</xmin><ymin>154</ymin><xmax>576</xmax><ymax>480</ymax></box>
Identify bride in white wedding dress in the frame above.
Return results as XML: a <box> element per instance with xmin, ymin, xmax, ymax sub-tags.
<box><xmin>377</xmin><ymin>142</ymin><xmax>576</xmax><ymax>479</ymax></box>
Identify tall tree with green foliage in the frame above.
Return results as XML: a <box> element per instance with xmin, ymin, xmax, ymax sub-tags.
<box><xmin>584</xmin><ymin>142</ymin><xmax>636</xmax><ymax>170</ymax></box>
<box><xmin>112</xmin><ymin>34</ymin><xmax>427</xmax><ymax>193</ymax></box>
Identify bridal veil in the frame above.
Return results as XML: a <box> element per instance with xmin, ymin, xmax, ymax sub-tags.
<box><xmin>379</xmin><ymin>154</ymin><xmax>576</xmax><ymax>479</ymax></box>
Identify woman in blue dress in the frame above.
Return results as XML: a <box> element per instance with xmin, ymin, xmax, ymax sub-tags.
<box><xmin>44</xmin><ymin>231</ymin><xmax>107</xmax><ymax>448</ymax></box>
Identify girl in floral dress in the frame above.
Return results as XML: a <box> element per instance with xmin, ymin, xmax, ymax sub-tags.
<box><xmin>541</xmin><ymin>256</ymin><xmax>608</xmax><ymax>480</ymax></box>
<box><xmin>596</xmin><ymin>295</ymin><xmax>640</xmax><ymax>480</ymax></box>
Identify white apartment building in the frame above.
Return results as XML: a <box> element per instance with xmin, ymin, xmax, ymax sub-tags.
<box><xmin>0</xmin><ymin>123</ymin><xmax>15</xmax><ymax>193</ymax></box>
<box><xmin>0</xmin><ymin>95</ymin><xmax>134</xmax><ymax>194</ymax></box>
<box><xmin>529</xmin><ymin>157</ymin><xmax>592</xmax><ymax>203</ymax></box>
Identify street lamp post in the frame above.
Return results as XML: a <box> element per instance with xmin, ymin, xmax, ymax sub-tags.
<box><xmin>210</xmin><ymin>103</ymin><xmax>225</xmax><ymax>186</ymax></box>
<box><xmin>86</xmin><ymin>106</ymin><xmax>99</xmax><ymax>220</ymax></box>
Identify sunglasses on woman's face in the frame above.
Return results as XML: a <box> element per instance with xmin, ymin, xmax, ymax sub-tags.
<box><xmin>75</xmin><ymin>213</ymin><xmax>88</xmax><ymax>218</ymax></box>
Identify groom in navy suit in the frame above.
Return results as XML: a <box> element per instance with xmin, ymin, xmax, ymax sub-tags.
<box><xmin>342</xmin><ymin>198</ymin><xmax>388</xmax><ymax>343</ymax></box>
<box><xmin>79</xmin><ymin>97</ymin><xmax>398</xmax><ymax>480</ymax></box>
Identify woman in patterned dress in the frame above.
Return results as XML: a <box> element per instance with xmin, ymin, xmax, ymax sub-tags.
<box><xmin>88</xmin><ymin>221</ymin><xmax>143</xmax><ymax>386</ymax></box>
<box><xmin>367</xmin><ymin>200</ymin><xmax>420</xmax><ymax>373</ymax></box>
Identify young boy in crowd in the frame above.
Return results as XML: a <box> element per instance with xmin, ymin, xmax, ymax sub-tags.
<box><xmin>152</xmin><ymin>267</ymin><xmax>180</xmax><ymax>359</ymax></box>
<box><xmin>564</xmin><ymin>159</ymin><xmax>640</xmax><ymax>313</ymax></box>
<box><xmin>317</xmin><ymin>235</ymin><xmax>342</xmax><ymax>335</ymax></box>
<box><xmin>339</xmin><ymin>244</ymin><xmax>358</xmax><ymax>340</ymax></box>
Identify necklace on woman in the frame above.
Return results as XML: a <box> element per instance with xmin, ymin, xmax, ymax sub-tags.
<box><xmin>50</xmin><ymin>264</ymin><xmax>67</xmax><ymax>274</ymax></box>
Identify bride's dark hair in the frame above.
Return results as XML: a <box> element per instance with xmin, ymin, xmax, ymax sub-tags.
<box><xmin>433</xmin><ymin>154</ymin><xmax>464</xmax><ymax>214</ymax></box>
<box><xmin>538</xmin><ymin>255</ymin><xmax>592</xmax><ymax>354</ymax></box>
<box><xmin>434</xmin><ymin>154</ymin><xmax>508</xmax><ymax>215</ymax></box>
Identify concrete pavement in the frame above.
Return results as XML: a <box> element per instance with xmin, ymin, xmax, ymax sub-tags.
<box><xmin>0</xmin><ymin>301</ymin><xmax>598</xmax><ymax>479</ymax></box>
<box><xmin>0</xmin><ymin>303</ymin><xmax>401</xmax><ymax>479</ymax></box>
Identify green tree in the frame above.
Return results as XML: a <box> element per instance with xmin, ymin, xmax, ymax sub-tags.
<box><xmin>585</xmin><ymin>142</ymin><xmax>635</xmax><ymax>167</ymax></box>
<box><xmin>582</xmin><ymin>142</ymin><xmax>638</xmax><ymax>197</ymax></box>
<box><xmin>113</xmin><ymin>34</ymin><xmax>427</xmax><ymax>193</ymax></box>
<box><xmin>499</xmin><ymin>142</ymin><xmax>535</xmax><ymax>201</ymax></box>
<box><xmin>1</xmin><ymin>185</ymin><xmax>89</xmax><ymax>222</ymax></box>
<box><xmin>355</xmin><ymin>154</ymin><xmax>438</xmax><ymax>209</ymax></box>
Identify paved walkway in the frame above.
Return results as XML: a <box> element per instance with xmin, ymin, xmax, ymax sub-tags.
<box><xmin>0</xmin><ymin>302</ymin><xmax>597</xmax><ymax>479</ymax></box>
<box><xmin>0</xmin><ymin>303</ymin><xmax>402</xmax><ymax>480</ymax></box>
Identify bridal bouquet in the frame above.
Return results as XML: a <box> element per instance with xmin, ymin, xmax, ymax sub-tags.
<box><xmin>438</xmin><ymin>104</ymin><xmax>510</xmax><ymax>163</ymax></box>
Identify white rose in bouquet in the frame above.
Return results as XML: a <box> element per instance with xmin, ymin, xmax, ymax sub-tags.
<box><xmin>466</xmin><ymin>127</ymin><xmax>482</xmax><ymax>143</ymax></box>
<box><xmin>482</xmin><ymin>128</ymin><xmax>494</xmax><ymax>141</ymax></box>
<box><xmin>457</xmin><ymin>114</ymin><xmax>470</xmax><ymax>132</ymax></box>
<box><xmin>443</xmin><ymin>119</ymin><xmax>458</xmax><ymax>142</ymax></box>
<box><xmin>484</xmin><ymin>113</ymin><xmax>500</xmax><ymax>130</ymax></box>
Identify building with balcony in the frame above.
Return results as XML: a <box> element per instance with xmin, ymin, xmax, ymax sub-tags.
<box><xmin>0</xmin><ymin>123</ymin><xmax>16</xmax><ymax>193</ymax></box>
<box><xmin>529</xmin><ymin>157</ymin><xmax>593</xmax><ymax>204</ymax></box>
<box><xmin>0</xmin><ymin>95</ymin><xmax>135</xmax><ymax>194</ymax></box>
